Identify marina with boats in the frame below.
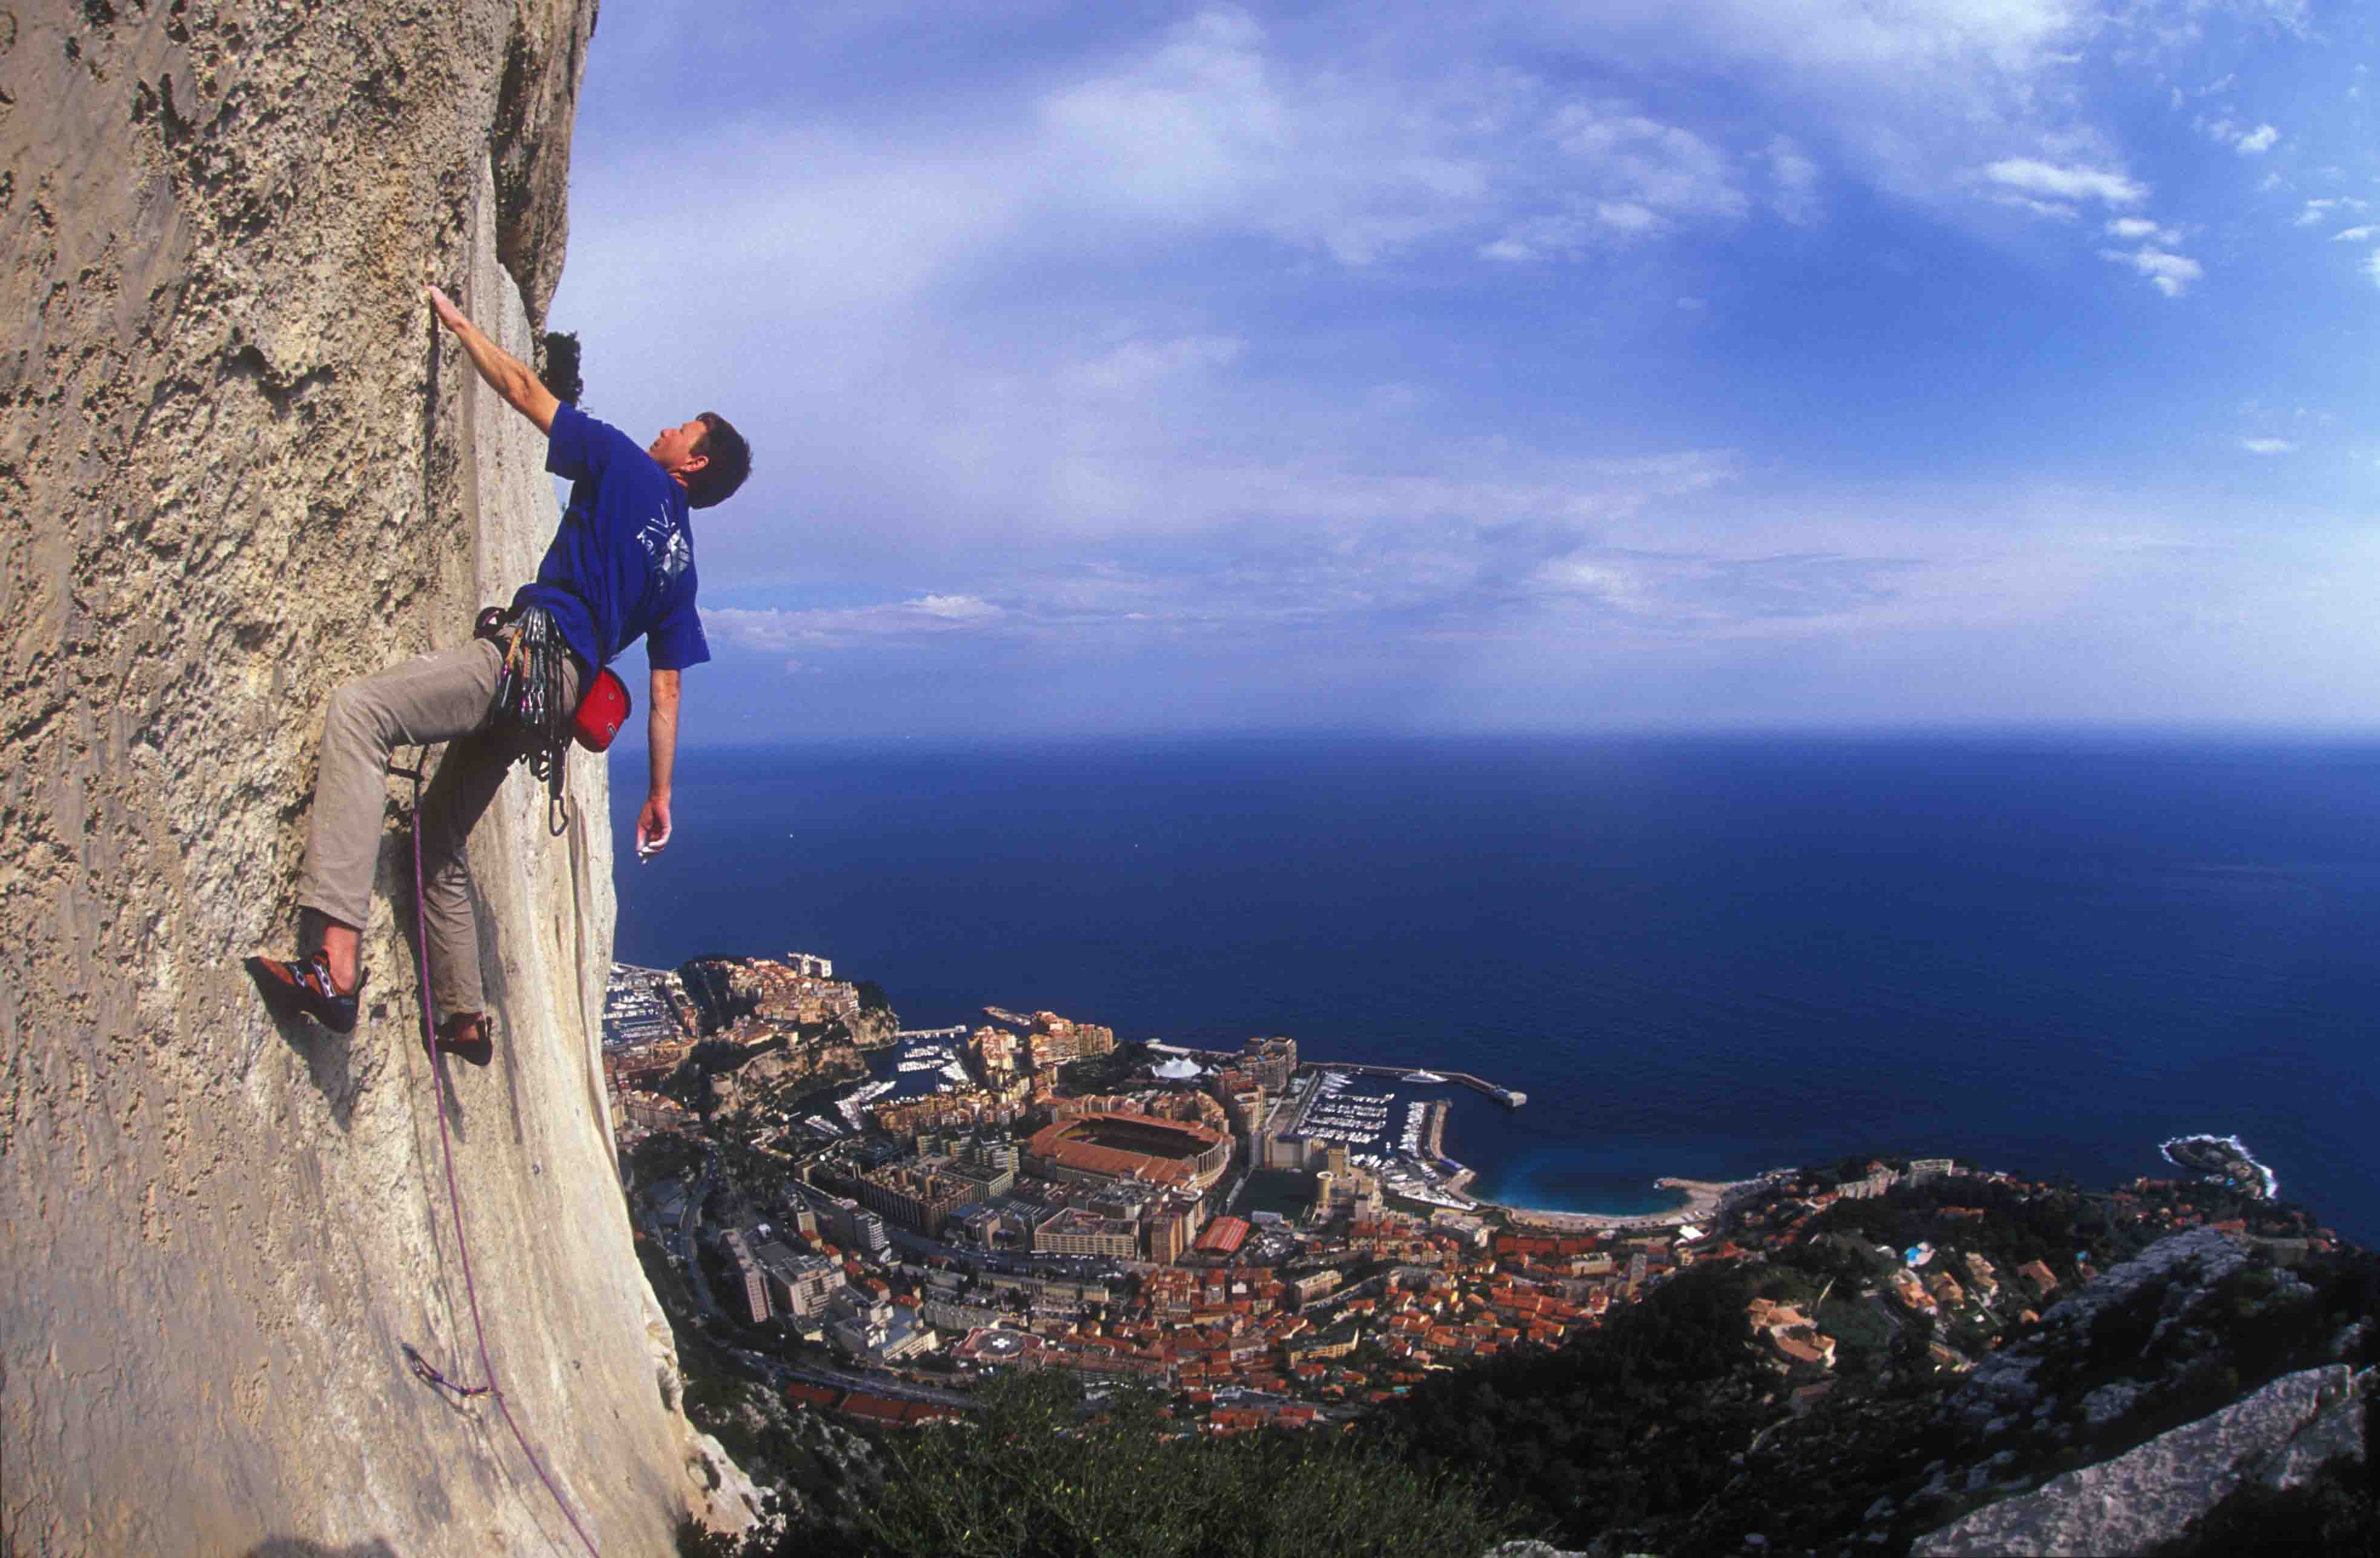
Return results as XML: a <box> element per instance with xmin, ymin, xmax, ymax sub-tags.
<box><xmin>1282</xmin><ymin>1068</ymin><xmax>1481</xmax><ymax>1209</ymax></box>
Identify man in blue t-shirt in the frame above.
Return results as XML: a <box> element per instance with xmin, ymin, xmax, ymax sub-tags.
<box><xmin>247</xmin><ymin>285</ymin><xmax>752</xmax><ymax>1064</ymax></box>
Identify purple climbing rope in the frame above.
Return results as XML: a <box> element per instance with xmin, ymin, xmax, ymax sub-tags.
<box><xmin>400</xmin><ymin>752</ymin><xmax>603</xmax><ymax>1557</ymax></box>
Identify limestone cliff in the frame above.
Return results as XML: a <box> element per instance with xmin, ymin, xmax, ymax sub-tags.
<box><xmin>2</xmin><ymin>2</ymin><xmax>747</xmax><ymax>1551</ymax></box>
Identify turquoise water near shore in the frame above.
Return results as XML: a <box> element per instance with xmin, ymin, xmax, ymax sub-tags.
<box><xmin>612</xmin><ymin>734</ymin><xmax>2380</xmax><ymax>1238</ymax></box>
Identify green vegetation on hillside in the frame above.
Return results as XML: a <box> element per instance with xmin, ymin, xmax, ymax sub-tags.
<box><xmin>691</xmin><ymin>1371</ymin><xmax>1514</xmax><ymax>1558</ymax></box>
<box><xmin>1363</xmin><ymin>1259</ymin><xmax>1769</xmax><ymax>1542</ymax></box>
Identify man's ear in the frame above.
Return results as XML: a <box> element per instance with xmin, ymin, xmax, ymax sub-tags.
<box><xmin>681</xmin><ymin>449</ymin><xmax>709</xmax><ymax>475</ymax></box>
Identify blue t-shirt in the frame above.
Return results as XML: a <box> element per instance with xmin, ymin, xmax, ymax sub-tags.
<box><xmin>513</xmin><ymin>403</ymin><xmax>711</xmax><ymax>675</ymax></box>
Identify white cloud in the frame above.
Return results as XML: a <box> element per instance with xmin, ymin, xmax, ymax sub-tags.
<box><xmin>708</xmin><ymin>596</ymin><xmax>1008</xmax><ymax>654</ymax></box>
<box><xmin>1997</xmin><ymin>194</ymin><xmax>2081</xmax><ymax>220</ymax></box>
<box><xmin>2238</xmin><ymin>437</ymin><xmax>2296</xmax><ymax>454</ymax></box>
<box><xmin>1478</xmin><ymin>99</ymin><xmax>1753</xmax><ymax>259</ymax></box>
<box><xmin>704</xmin><ymin>608</ymin><xmax>814</xmax><ymax>655</ymax></box>
<box><xmin>2365</xmin><ymin>250</ymin><xmax>2380</xmax><ymax>288</ymax></box>
<box><xmin>1767</xmin><ymin>135</ymin><xmax>1821</xmax><ymax>225</ymax></box>
<box><xmin>1525</xmin><ymin>547</ymin><xmax>1918</xmax><ymax>630</ymax></box>
<box><xmin>1038</xmin><ymin>10</ymin><xmax>1296</xmax><ymax>225</ymax></box>
<box><xmin>1037</xmin><ymin>10</ymin><xmax>1785</xmax><ymax>270</ymax></box>
<box><xmin>2104</xmin><ymin>216</ymin><xmax>2181</xmax><ymax>244</ymax></box>
<box><xmin>1063</xmin><ymin>335</ymin><xmax>1246</xmax><ymax>396</ymax></box>
<box><xmin>2098</xmin><ymin>245</ymin><xmax>2204</xmax><ymax>295</ymax></box>
<box><xmin>913</xmin><ymin>594</ymin><xmax>1003</xmax><ymax>620</ymax></box>
<box><xmin>1983</xmin><ymin>157</ymin><xmax>2147</xmax><ymax>207</ymax></box>
<box><xmin>2332</xmin><ymin>225</ymin><xmax>2378</xmax><ymax>242</ymax></box>
<box><xmin>2199</xmin><ymin>115</ymin><xmax>2279</xmax><ymax>153</ymax></box>
<box><xmin>1550</xmin><ymin>102</ymin><xmax>1747</xmax><ymax>216</ymax></box>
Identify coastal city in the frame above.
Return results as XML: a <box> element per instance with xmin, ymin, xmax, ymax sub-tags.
<box><xmin>602</xmin><ymin>952</ymin><xmax>2339</xmax><ymax>1436</ymax></box>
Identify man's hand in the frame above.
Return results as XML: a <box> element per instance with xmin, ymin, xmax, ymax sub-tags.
<box><xmin>424</xmin><ymin>283</ymin><xmax>559</xmax><ymax>434</ymax></box>
<box><xmin>636</xmin><ymin>793</ymin><xmax>673</xmax><ymax>860</ymax></box>
<box><xmin>640</xmin><ymin>667</ymin><xmax>681</xmax><ymax>864</ymax></box>
<box><xmin>428</xmin><ymin>283</ymin><xmax>468</xmax><ymax>334</ymax></box>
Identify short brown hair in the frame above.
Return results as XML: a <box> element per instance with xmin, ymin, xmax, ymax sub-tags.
<box><xmin>686</xmin><ymin>412</ymin><xmax>751</xmax><ymax>509</ymax></box>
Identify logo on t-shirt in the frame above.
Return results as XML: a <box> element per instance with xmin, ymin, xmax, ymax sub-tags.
<box><xmin>637</xmin><ymin>512</ymin><xmax>691</xmax><ymax>582</ymax></box>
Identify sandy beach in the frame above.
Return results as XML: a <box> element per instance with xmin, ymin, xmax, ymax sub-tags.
<box><xmin>1493</xmin><ymin>1176</ymin><xmax>1752</xmax><ymax>1233</ymax></box>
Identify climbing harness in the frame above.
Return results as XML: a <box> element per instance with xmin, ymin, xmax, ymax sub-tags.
<box><xmin>479</xmin><ymin>605</ymin><xmax>577</xmax><ymax>837</ymax></box>
<box><xmin>477</xmin><ymin>605</ymin><xmax>632</xmax><ymax>836</ymax></box>
<box><xmin>391</xmin><ymin>751</ymin><xmax>603</xmax><ymax>1558</ymax></box>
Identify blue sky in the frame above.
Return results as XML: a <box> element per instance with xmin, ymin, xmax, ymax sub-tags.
<box><xmin>549</xmin><ymin>0</ymin><xmax>2380</xmax><ymax>741</ymax></box>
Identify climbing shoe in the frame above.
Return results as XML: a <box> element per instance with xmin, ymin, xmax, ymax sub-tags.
<box><xmin>245</xmin><ymin>950</ymin><xmax>365</xmax><ymax>1035</ymax></box>
<box><xmin>433</xmin><ymin>1011</ymin><xmax>495</xmax><ymax>1069</ymax></box>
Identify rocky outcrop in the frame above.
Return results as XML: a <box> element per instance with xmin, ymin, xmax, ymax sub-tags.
<box><xmin>1931</xmin><ymin>1228</ymin><xmax>2308</xmax><ymax>1466</ymax></box>
<box><xmin>737</xmin><ymin>1029</ymin><xmax>871</xmax><ymax>1101</ymax></box>
<box><xmin>1914</xmin><ymin>1364</ymin><xmax>2372</xmax><ymax>1556</ymax></box>
<box><xmin>2</xmin><ymin>4</ymin><xmax>744</xmax><ymax>1552</ymax></box>
<box><xmin>1884</xmin><ymin>1227</ymin><xmax>2360</xmax><ymax>1550</ymax></box>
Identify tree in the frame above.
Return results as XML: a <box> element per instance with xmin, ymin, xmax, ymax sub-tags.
<box><xmin>539</xmin><ymin>329</ymin><xmax>584</xmax><ymax>405</ymax></box>
<box><xmin>734</xmin><ymin>1371</ymin><xmax>1512</xmax><ymax>1557</ymax></box>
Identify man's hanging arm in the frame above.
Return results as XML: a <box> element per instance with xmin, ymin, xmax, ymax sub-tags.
<box><xmin>428</xmin><ymin>285</ymin><xmax>560</xmax><ymax>434</ymax></box>
<box><xmin>638</xmin><ymin>668</ymin><xmax>681</xmax><ymax>857</ymax></box>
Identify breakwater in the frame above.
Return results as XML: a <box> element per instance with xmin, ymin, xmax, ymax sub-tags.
<box><xmin>1146</xmin><ymin>1044</ymin><xmax>1525</xmax><ymax>1106</ymax></box>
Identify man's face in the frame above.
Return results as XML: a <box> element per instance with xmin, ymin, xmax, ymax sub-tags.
<box><xmin>649</xmin><ymin>417</ymin><xmax>710</xmax><ymax>478</ymax></box>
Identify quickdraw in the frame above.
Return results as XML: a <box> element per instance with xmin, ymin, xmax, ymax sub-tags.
<box><xmin>477</xmin><ymin>605</ymin><xmax>575</xmax><ymax>837</ymax></box>
<box><xmin>402</xmin><ymin>1341</ymin><xmax>491</xmax><ymax>1400</ymax></box>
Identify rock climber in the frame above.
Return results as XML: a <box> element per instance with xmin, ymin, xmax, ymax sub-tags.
<box><xmin>247</xmin><ymin>284</ymin><xmax>749</xmax><ymax>1064</ymax></box>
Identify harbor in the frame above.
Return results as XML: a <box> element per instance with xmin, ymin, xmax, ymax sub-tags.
<box><xmin>1141</xmin><ymin>1042</ymin><xmax>1764</xmax><ymax>1227</ymax></box>
<box><xmin>1271</xmin><ymin>1066</ymin><xmax>1482</xmax><ymax>1209</ymax></box>
<box><xmin>1145</xmin><ymin>1044</ymin><xmax>1526</xmax><ymax>1108</ymax></box>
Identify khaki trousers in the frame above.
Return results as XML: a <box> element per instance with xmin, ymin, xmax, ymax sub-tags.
<box><xmin>294</xmin><ymin>637</ymin><xmax>579</xmax><ymax>1024</ymax></box>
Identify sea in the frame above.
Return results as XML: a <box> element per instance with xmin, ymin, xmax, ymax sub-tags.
<box><xmin>607</xmin><ymin>734</ymin><xmax>2380</xmax><ymax>1242</ymax></box>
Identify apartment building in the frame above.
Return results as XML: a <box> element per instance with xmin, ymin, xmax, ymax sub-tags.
<box><xmin>1035</xmin><ymin>1207</ymin><xmax>1141</xmax><ymax>1261</ymax></box>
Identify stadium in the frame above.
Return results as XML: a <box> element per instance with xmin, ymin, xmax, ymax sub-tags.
<box><xmin>1024</xmin><ymin>1110</ymin><xmax>1233</xmax><ymax>1193</ymax></box>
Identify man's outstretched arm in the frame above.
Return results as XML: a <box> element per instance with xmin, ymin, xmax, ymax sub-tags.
<box><xmin>428</xmin><ymin>285</ymin><xmax>560</xmax><ymax>434</ymax></box>
<box><xmin>637</xmin><ymin>668</ymin><xmax>681</xmax><ymax>857</ymax></box>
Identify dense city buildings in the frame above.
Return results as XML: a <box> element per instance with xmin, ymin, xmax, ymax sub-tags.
<box><xmin>1239</xmin><ymin>1035</ymin><xmax>1297</xmax><ymax>1091</ymax></box>
<box><xmin>614</xmin><ymin>960</ymin><xmax>2313</xmax><ymax>1444</ymax></box>
<box><xmin>730</xmin><ymin>953</ymin><xmax>855</xmax><ymax>1025</ymax></box>
<box><xmin>1024</xmin><ymin>1011</ymin><xmax>1116</xmax><ymax>1067</ymax></box>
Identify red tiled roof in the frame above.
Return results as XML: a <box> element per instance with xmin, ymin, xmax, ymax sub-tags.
<box><xmin>1196</xmin><ymin>1217</ymin><xmax>1250</xmax><ymax>1254</ymax></box>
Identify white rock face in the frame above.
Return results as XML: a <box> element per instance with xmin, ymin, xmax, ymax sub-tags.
<box><xmin>1914</xmin><ymin>1364</ymin><xmax>2372</xmax><ymax>1557</ymax></box>
<box><xmin>2</xmin><ymin>5</ymin><xmax>744</xmax><ymax>1552</ymax></box>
